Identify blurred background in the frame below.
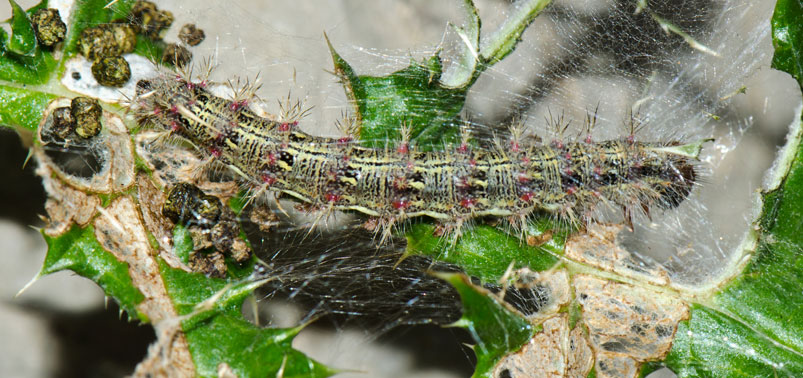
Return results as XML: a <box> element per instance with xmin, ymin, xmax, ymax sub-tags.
<box><xmin>1</xmin><ymin>0</ymin><xmax>800</xmax><ymax>377</ymax></box>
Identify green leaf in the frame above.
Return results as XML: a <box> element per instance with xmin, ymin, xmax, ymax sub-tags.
<box><xmin>7</xmin><ymin>0</ymin><xmax>37</xmax><ymax>56</ymax></box>
<box><xmin>662</xmin><ymin>305</ymin><xmax>803</xmax><ymax>377</ymax></box>
<box><xmin>716</xmin><ymin>184</ymin><xmax>803</xmax><ymax>354</ymax></box>
<box><xmin>172</xmin><ymin>224</ymin><xmax>193</xmax><ymax>265</ymax></box>
<box><xmin>436</xmin><ymin>273</ymin><xmax>535</xmax><ymax>378</ymax></box>
<box><xmin>0</xmin><ymin>0</ymin><xmax>58</xmax><ymax>85</ymax></box>
<box><xmin>0</xmin><ymin>1</ymin><xmax>59</xmax><ymax>86</ymax></box>
<box><xmin>40</xmin><ymin>225</ymin><xmax>146</xmax><ymax>319</ymax></box>
<box><xmin>771</xmin><ymin>0</ymin><xmax>803</xmax><ymax>87</ymax></box>
<box><xmin>406</xmin><ymin>223</ymin><xmax>562</xmax><ymax>283</ymax></box>
<box><xmin>228</xmin><ymin>191</ymin><xmax>248</xmax><ymax>216</ymax></box>
<box><xmin>185</xmin><ymin>313</ymin><xmax>334</xmax><ymax>378</ymax></box>
<box><xmin>158</xmin><ymin>261</ymin><xmax>335</xmax><ymax>378</ymax></box>
<box><xmin>0</xmin><ymin>84</ymin><xmax>55</xmax><ymax>131</ymax></box>
<box><xmin>0</xmin><ymin>46</ymin><xmax>56</xmax><ymax>83</ymax></box>
<box><xmin>328</xmin><ymin>42</ymin><xmax>465</xmax><ymax>150</ymax></box>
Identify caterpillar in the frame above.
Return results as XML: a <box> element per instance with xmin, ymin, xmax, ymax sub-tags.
<box><xmin>132</xmin><ymin>70</ymin><xmax>704</xmax><ymax>241</ymax></box>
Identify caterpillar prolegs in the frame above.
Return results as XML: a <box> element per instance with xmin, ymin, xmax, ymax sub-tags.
<box><xmin>132</xmin><ymin>71</ymin><xmax>705</xmax><ymax>242</ymax></box>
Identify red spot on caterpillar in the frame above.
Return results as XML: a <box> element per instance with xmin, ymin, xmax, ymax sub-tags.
<box><xmin>585</xmin><ymin>134</ymin><xmax>593</xmax><ymax>144</ymax></box>
<box><xmin>170</xmin><ymin>121</ymin><xmax>181</xmax><ymax>132</ymax></box>
<box><xmin>593</xmin><ymin>166</ymin><xmax>602</xmax><ymax>176</ymax></box>
<box><xmin>511</xmin><ymin>141</ymin><xmax>520</xmax><ymax>152</ymax></box>
<box><xmin>518</xmin><ymin>173</ymin><xmax>530</xmax><ymax>183</ymax></box>
<box><xmin>521</xmin><ymin>156</ymin><xmax>531</xmax><ymax>165</ymax></box>
<box><xmin>278</xmin><ymin>123</ymin><xmax>292</xmax><ymax>132</ymax></box>
<box><xmin>469</xmin><ymin>159</ymin><xmax>477</xmax><ymax>168</ymax></box>
<box><xmin>169</xmin><ymin>105</ymin><xmax>178</xmax><ymax>114</ymax></box>
<box><xmin>392</xmin><ymin>199</ymin><xmax>410</xmax><ymax>210</ymax></box>
<box><xmin>552</xmin><ymin>140</ymin><xmax>564</xmax><ymax>149</ymax></box>
<box><xmin>457</xmin><ymin>176</ymin><xmax>469</xmax><ymax>188</ymax></box>
<box><xmin>186</xmin><ymin>82</ymin><xmax>196</xmax><ymax>90</ymax></box>
<box><xmin>565</xmin><ymin>167</ymin><xmax>574</xmax><ymax>175</ymax></box>
<box><xmin>229</xmin><ymin>100</ymin><xmax>248</xmax><ymax>111</ymax></box>
<box><xmin>457</xmin><ymin>143</ymin><xmax>469</xmax><ymax>154</ymax></box>
<box><xmin>520</xmin><ymin>192</ymin><xmax>535</xmax><ymax>202</ymax></box>
<box><xmin>564</xmin><ymin>152</ymin><xmax>572</xmax><ymax>160</ymax></box>
<box><xmin>338</xmin><ymin>136</ymin><xmax>352</xmax><ymax>144</ymax></box>
<box><xmin>566</xmin><ymin>186</ymin><xmax>577</xmax><ymax>195</ymax></box>
<box><xmin>261</xmin><ymin>174</ymin><xmax>276</xmax><ymax>186</ymax></box>
<box><xmin>406</xmin><ymin>160</ymin><xmax>415</xmax><ymax>170</ymax></box>
<box><xmin>460</xmin><ymin>197</ymin><xmax>475</xmax><ymax>208</ymax></box>
<box><xmin>627</xmin><ymin>134</ymin><xmax>635</xmax><ymax>144</ymax></box>
<box><xmin>325</xmin><ymin>192</ymin><xmax>341</xmax><ymax>203</ymax></box>
<box><xmin>266</xmin><ymin>152</ymin><xmax>276</xmax><ymax>165</ymax></box>
<box><xmin>397</xmin><ymin>143</ymin><xmax>409</xmax><ymax>154</ymax></box>
<box><xmin>210</xmin><ymin>147</ymin><xmax>222</xmax><ymax>158</ymax></box>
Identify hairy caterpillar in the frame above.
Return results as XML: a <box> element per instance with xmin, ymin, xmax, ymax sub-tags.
<box><xmin>132</xmin><ymin>70</ymin><xmax>704</xmax><ymax>241</ymax></box>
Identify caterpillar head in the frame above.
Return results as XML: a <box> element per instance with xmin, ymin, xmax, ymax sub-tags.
<box><xmin>135</xmin><ymin>78</ymin><xmax>154</xmax><ymax>96</ymax></box>
<box><xmin>643</xmin><ymin>140</ymin><xmax>709</xmax><ymax>209</ymax></box>
<box><xmin>654</xmin><ymin>157</ymin><xmax>697</xmax><ymax>209</ymax></box>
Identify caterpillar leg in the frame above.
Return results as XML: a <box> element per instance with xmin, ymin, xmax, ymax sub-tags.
<box><xmin>361</xmin><ymin>216</ymin><xmax>400</xmax><ymax>246</ymax></box>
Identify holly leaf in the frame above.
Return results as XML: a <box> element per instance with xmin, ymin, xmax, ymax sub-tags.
<box><xmin>0</xmin><ymin>84</ymin><xmax>55</xmax><ymax>131</ymax></box>
<box><xmin>328</xmin><ymin>43</ymin><xmax>465</xmax><ymax>150</ymax></box>
<box><xmin>39</xmin><ymin>225</ymin><xmax>146</xmax><ymax>320</ymax></box>
<box><xmin>158</xmin><ymin>260</ymin><xmax>336</xmax><ymax>378</ymax></box>
<box><xmin>435</xmin><ymin>273</ymin><xmax>535</xmax><ymax>378</ymax></box>
<box><xmin>0</xmin><ymin>0</ymin><xmax>57</xmax><ymax>84</ymax></box>
<box><xmin>406</xmin><ymin>222</ymin><xmax>563</xmax><ymax>283</ymax></box>
<box><xmin>7</xmin><ymin>0</ymin><xmax>37</xmax><ymax>56</ymax></box>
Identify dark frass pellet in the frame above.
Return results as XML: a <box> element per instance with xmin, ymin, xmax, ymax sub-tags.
<box><xmin>188</xmin><ymin>251</ymin><xmax>227</xmax><ymax>278</ymax></box>
<box><xmin>91</xmin><ymin>56</ymin><xmax>131</xmax><ymax>87</ymax></box>
<box><xmin>108</xmin><ymin>21</ymin><xmax>138</xmax><ymax>53</ymax></box>
<box><xmin>130</xmin><ymin>0</ymin><xmax>174</xmax><ymax>40</ymax></box>
<box><xmin>162</xmin><ymin>43</ymin><xmax>192</xmax><ymax>67</ymax></box>
<box><xmin>135</xmin><ymin>79</ymin><xmax>153</xmax><ymax>96</ymax></box>
<box><xmin>162</xmin><ymin>183</ymin><xmax>222</xmax><ymax>228</ymax></box>
<box><xmin>51</xmin><ymin>107</ymin><xmax>74</xmax><ymax>139</ymax></box>
<box><xmin>70</xmin><ymin>97</ymin><xmax>103</xmax><ymax>138</ymax></box>
<box><xmin>178</xmin><ymin>24</ymin><xmax>205</xmax><ymax>46</ymax></box>
<box><xmin>77</xmin><ymin>24</ymin><xmax>137</xmax><ymax>60</ymax></box>
<box><xmin>30</xmin><ymin>8</ymin><xmax>66</xmax><ymax>47</ymax></box>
